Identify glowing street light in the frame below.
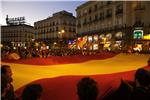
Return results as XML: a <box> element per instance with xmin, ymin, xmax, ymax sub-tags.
<box><xmin>58</xmin><ymin>29</ymin><xmax>65</xmax><ymax>38</ymax></box>
<box><xmin>54</xmin><ymin>42</ymin><xmax>57</xmax><ymax>45</ymax></box>
<box><xmin>0</xmin><ymin>44</ymin><xmax>3</xmax><ymax>48</ymax></box>
<box><xmin>13</xmin><ymin>47</ymin><xmax>16</xmax><ymax>50</ymax></box>
<box><xmin>46</xmin><ymin>46</ymin><xmax>49</xmax><ymax>49</ymax></box>
<box><xmin>32</xmin><ymin>38</ymin><xmax>35</xmax><ymax>42</ymax></box>
<box><xmin>61</xmin><ymin>29</ymin><xmax>65</xmax><ymax>33</ymax></box>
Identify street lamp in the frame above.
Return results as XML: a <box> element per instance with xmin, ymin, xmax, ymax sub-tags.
<box><xmin>58</xmin><ymin>29</ymin><xmax>65</xmax><ymax>48</ymax></box>
<box><xmin>58</xmin><ymin>29</ymin><xmax>65</xmax><ymax>38</ymax></box>
<box><xmin>61</xmin><ymin>29</ymin><xmax>65</xmax><ymax>33</ymax></box>
<box><xmin>32</xmin><ymin>38</ymin><xmax>35</xmax><ymax>42</ymax></box>
<box><xmin>58</xmin><ymin>31</ymin><xmax>61</xmax><ymax>35</ymax></box>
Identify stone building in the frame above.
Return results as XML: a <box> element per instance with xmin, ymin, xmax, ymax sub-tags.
<box><xmin>34</xmin><ymin>10</ymin><xmax>76</xmax><ymax>45</ymax></box>
<box><xmin>1</xmin><ymin>24</ymin><xmax>34</xmax><ymax>47</ymax></box>
<box><xmin>76</xmin><ymin>1</ymin><xmax>150</xmax><ymax>51</ymax></box>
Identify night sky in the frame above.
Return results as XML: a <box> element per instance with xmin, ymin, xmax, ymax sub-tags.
<box><xmin>1</xmin><ymin>0</ymin><xmax>87</xmax><ymax>26</ymax></box>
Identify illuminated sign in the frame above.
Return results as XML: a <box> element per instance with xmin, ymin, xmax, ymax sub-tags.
<box><xmin>99</xmin><ymin>34</ymin><xmax>104</xmax><ymax>39</ymax></box>
<box><xmin>93</xmin><ymin>44</ymin><xmax>99</xmax><ymax>50</ymax></box>
<box><xmin>133</xmin><ymin>30</ymin><xmax>143</xmax><ymax>39</ymax></box>
<box><xmin>88</xmin><ymin>36</ymin><xmax>93</xmax><ymax>42</ymax></box>
<box><xmin>94</xmin><ymin>35</ymin><xmax>98</xmax><ymax>41</ymax></box>
<box><xmin>106</xmin><ymin>33</ymin><xmax>112</xmax><ymax>39</ymax></box>
<box><xmin>6</xmin><ymin>15</ymin><xmax>25</xmax><ymax>25</ymax></box>
<box><xmin>83</xmin><ymin>36</ymin><xmax>88</xmax><ymax>42</ymax></box>
<box><xmin>143</xmin><ymin>34</ymin><xmax>150</xmax><ymax>40</ymax></box>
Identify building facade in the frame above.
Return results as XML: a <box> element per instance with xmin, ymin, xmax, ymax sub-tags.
<box><xmin>34</xmin><ymin>10</ymin><xmax>76</xmax><ymax>45</ymax></box>
<box><xmin>1</xmin><ymin>24</ymin><xmax>34</xmax><ymax>47</ymax></box>
<box><xmin>76</xmin><ymin>1</ymin><xmax>150</xmax><ymax>51</ymax></box>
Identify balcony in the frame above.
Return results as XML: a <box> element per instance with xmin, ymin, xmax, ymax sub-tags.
<box><xmin>133</xmin><ymin>21</ymin><xmax>144</xmax><ymax>27</ymax></box>
<box><xmin>77</xmin><ymin>24</ymin><xmax>81</xmax><ymax>27</ymax></box>
<box><xmin>106</xmin><ymin>1</ymin><xmax>112</xmax><ymax>5</ymax></box>
<box><xmin>94</xmin><ymin>5</ymin><xmax>98</xmax><ymax>12</ymax></box>
<box><xmin>116</xmin><ymin>9</ymin><xmax>123</xmax><ymax>15</ymax></box>
<box><xmin>83</xmin><ymin>22</ymin><xmax>87</xmax><ymax>25</ymax></box>
<box><xmin>106</xmin><ymin>14</ymin><xmax>112</xmax><ymax>18</ymax></box>
<box><xmin>94</xmin><ymin>18</ymin><xmax>98</xmax><ymax>22</ymax></box>
<box><xmin>134</xmin><ymin>5</ymin><xmax>145</xmax><ymax>11</ymax></box>
<box><xmin>88</xmin><ymin>9</ymin><xmax>92</xmax><ymax>14</ymax></box>
<box><xmin>99</xmin><ymin>17</ymin><xmax>104</xmax><ymax>21</ymax></box>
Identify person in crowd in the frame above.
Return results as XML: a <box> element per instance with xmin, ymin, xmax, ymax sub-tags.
<box><xmin>21</xmin><ymin>84</ymin><xmax>43</xmax><ymax>100</ymax></box>
<box><xmin>131</xmin><ymin>68</ymin><xmax>150</xmax><ymax>100</ymax></box>
<box><xmin>102</xmin><ymin>79</ymin><xmax>133</xmax><ymax>100</ymax></box>
<box><xmin>1</xmin><ymin>65</ymin><xmax>16</xmax><ymax>100</ymax></box>
<box><xmin>148</xmin><ymin>58</ymin><xmax>150</xmax><ymax>66</ymax></box>
<box><xmin>1</xmin><ymin>75</ymin><xmax>10</xmax><ymax>100</ymax></box>
<box><xmin>77</xmin><ymin>77</ymin><xmax>99</xmax><ymax>100</ymax></box>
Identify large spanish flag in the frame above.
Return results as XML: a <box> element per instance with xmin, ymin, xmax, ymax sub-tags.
<box><xmin>1</xmin><ymin>53</ymin><xmax>150</xmax><ymax>100</ymax></box>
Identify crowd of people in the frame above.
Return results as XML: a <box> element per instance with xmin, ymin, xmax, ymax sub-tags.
<box><xmin>1</xmin><ymin>65</ymin><xmax>42</xmax><ymax>100</ymax></box>
<box><xmin>1</xmin><ymin>47</ymin><xmax>108</xmax><ymax>60</ymax></box>
<box><xmin>1</xmin><ymin>62</ymin><xmax>150</xmax><ymax>100</ymax></box>
<box><xmin>1</xmin><ymin>65</ymin><xmax>17</xmax><ymax>100</ymax></box>
<box><xmin>77</xmin><ymin>67</ymin><xmax>150</xmax><ymax>100</ymax></box>
<box><xmin>1</xmin><ymin>44</ymin><xmax>150</xmax><ymax>60</ymax></box>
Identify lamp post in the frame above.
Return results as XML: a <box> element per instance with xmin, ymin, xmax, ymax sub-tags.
<box><xmin>58</xmin><ymin>29</ymin><xmax>65</xmax><ymax>47</ymax></box>
<box><xmin>31</xmin><ymin>38</ymin><xmax>35</xmax><ymax>49</ymax></box>
<box><xmin>58</xmin><ymin>29</ymin><xmax>65</xmax><ymax>38</ymax></box>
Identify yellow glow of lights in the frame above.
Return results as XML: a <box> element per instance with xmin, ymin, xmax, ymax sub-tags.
<box><xmin>104</xmin><ymin>43</ymin><xmax>110</xmax><ymax>48</ymax></box>
<box><xmin>54</xmin><ymin>42</ymin><xmax>57</xmax><ymax>45</ymax></box>
<box><xmin>137</xmin><ymin>44</ymin><xmax>142</xmax><ymax>48</ymax></box>
<box><xmin>143</xmin><ymin>34</ymin><xmax>150</xmax><ymax>40</ymax></box>
<box><xmin>61</xmin><ymin>30</ymin><xmax>65</xmax><ymax>33</ymax></box>
<box><xmin>35</xmin><ymin>43</ymin><xmax>39</xmax><ymax>47</ymax></box>
<box><xmin>0</xmin><ymin>44</ymin><xmax>3</xmax><ymax>48</ymax></box>
<box><xmin>102</xmin><ymin>37</ymin><xmax>107</xmax><ymax>42</ymax></box>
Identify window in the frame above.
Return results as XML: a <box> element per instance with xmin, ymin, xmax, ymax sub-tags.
<box><xmin>63</xmin><ymin>21</ymin><xmax>66</xmax><ymax>25</ymax></box>
<box><xmin>107</xmin><ymin>1</ymin><xmax>112</xmax><ymax>5</ymax></box>
<box><xmin>78</xmin><ymin>12</ymin><xmax>81</xmax><ymax>17</ymax></box>
<box><xmin>73</xmin><ymin>28</ymin><xmax>75</xmax><ymax>32</ymax></box>
<box><xmin>53</xmin><ymin>22</ymin><xmax>55</xmax><ymax>26</ymax></box>
<box><xmin>106</xmin><ymin>9</ymin><xmax>112</xmax><ymax>18</ymax></box>
<box><xmin>134</xmin><ymin>16</ymin><xmax>142</xmax><ymax>26</ymax></box>
<box><xmin>100</xmin><ymin>12</ymin><xmax>104</xmax><ymax>20</ymax></box>
<box><xmin>89</xmin><ymin>16</ymin><xmax>92</xmax><ymax>22</ymax></box>
<box><xmin>94</xmin><ymin>15</ymin><xmax>98</xmax><ymax>21</ymax></box>
<box><xmin>56</xmin><ymin>27</ymin><xmax>58</xmax><ymax>31</ymax></box>
<box><xmin>94</xmin><ymin>4</ymin><xmax>98</xmax><ymax>11</ymax></box>
<box><xmin>56</xmin><ymin>21</ymin><xmax>58</xmax><ymax>25</ymax></box>
<box><xmin>83</xmin><ymin>18</ymin><xmax>87</xmax><ymax>25</ymax></box>
<box><xmin>69</xmin><ymin>27</ymin><xmax>71</xmax><ymax>32</ymax></box>
<box><xmin>116</xmin><ymin>4</ymin><xmax>123</xmax><ymax>15</ymax></box>
<box><xmin>89</xmin><ymin>7</ymin><xmax>92</xmax><ymax>13</ymax></box>
<box><xmin>84</xmin><ymin>9</ymin><xmax>87</xmax><ymax>14</ymax></box>
<box><xmin>77</xmin><ymin>20</ymin><xmax>81</xmax><ymax>27</ymax></box>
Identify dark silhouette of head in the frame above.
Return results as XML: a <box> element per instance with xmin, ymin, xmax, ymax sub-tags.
<box><xmin>1</xmin><ymin>75</ymin><xmax>10</xmax><ymax>97</ymax></box>
<box><xmin>135</xmin><ymin>68</ymin><xmax>150</xmax><ymax>87</ymax></box>
<box><xmin>1</xmin><ymin>65</ymin><xmax>13</xmax><ymax>82</ymax></box>
<box><xmin>148</xmin><ymin>58</ymin><xmax>150</xmax><ymax>66</ymax></box>
<box><xmin>21</xmin><ymin>84</ymin><xmax>42</xmax><ymax>100</ymax></box>
<box><xmin>77</xmin><ymin>77</ymin><xmax>98</xmax><ymax>100</ymax></box>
